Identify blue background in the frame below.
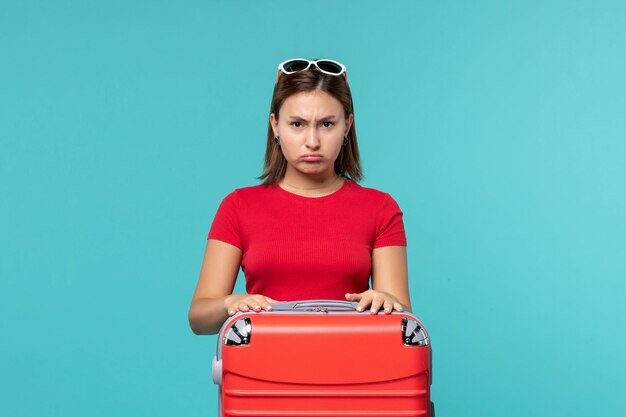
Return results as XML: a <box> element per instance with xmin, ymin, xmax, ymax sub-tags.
<box><xmin>2</xmin><ymin>1</ymin><xmax>625</xmax><ymax>416</ymax></box>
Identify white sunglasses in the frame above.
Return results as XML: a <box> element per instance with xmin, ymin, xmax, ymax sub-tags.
<box><xmin>277</xmin><ymin>58</ymin><xmax>347</xmax><ymax>78</ymax></box>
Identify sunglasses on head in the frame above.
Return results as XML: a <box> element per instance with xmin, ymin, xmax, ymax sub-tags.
<box><xmin>276</xmin><ymin>58</ymin><xmax>348</xmax><ymax>83</ymax></box>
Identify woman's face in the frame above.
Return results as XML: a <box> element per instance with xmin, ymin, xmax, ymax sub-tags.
<box><xmin>270</xmin><ymin>89</ymin><xmax>353</xmax><ymax>179</ymax></box>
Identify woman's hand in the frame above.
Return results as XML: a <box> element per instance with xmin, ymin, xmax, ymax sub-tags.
<box><xmin>345</xmin><ymin>290</ymin><xmax>404</xmax><ymax>314</ymax></box>
<box><xmin>224</xmin><ymin>293</ymin><xmax>280</xmax><ymax>316</ymax></box>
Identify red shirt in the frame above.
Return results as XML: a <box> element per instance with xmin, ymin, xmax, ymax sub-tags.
<box><xmin>207</xmin><ymin>179</ymin><xmax>407</xmax><ymax>302</ymax></box>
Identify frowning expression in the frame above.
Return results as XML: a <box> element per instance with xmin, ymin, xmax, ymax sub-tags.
<box><xmin>270</xmin><ymin>90</ymin><xmax>353</xmax><ymax>178</ymax></box>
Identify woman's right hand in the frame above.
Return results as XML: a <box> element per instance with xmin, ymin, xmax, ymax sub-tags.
<box><xmin>224</xmin><ymin>294</ymin><xmax>279</xmax><ymax>316</ymax></box>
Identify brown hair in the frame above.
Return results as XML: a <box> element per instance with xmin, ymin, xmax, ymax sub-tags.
<box><xmin>258</xmin><ymin>69</ymin><xmax>363</xmax><ymax>185</ymax></box>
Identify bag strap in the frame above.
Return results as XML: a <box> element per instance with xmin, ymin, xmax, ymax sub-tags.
<box><xmin>271</xmin><ymin>300</ymin><xmax>359</xmax><ymax>312</ymax></box>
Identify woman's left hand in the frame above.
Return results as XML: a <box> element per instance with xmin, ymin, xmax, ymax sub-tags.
<box><xmin>345</xmin><ymin>290</ymin><xmax>404</xmax><ymax>314</ymax></box>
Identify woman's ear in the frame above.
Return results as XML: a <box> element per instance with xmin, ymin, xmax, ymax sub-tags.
<box><xmin>345</xmin><ymin>113</ymin><xmax>354</xmax><ymax>136</ymax></box>
<box><xmin>270</xmin><ymin>113</ymin><xmax>279</xmax><ymax>137</ymax></box>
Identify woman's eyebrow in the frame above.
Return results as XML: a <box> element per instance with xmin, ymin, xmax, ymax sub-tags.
<box><xmin>287</xmin><ymin>115</ymin><xmax>338</xmax><ymax>121</ymax></box>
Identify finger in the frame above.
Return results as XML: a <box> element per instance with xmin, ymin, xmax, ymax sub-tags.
<box><xmin>393</xmin><ymin>302</ymin><xmax>404</xmax><ymax>312</ymax></box>
<box><xmin>254</xmin><ymin>296</ymin><xmax>271</xmax><ymax>312</ymax></box>
<box><xmin>370</xmin><ymin>296</ymin><xmax>384</xmax><ymax>314</ymax></box>
<box><xmin>225</xmin><ymin>295</ymin><xmax>242</xmax><ymax>315</ymax></box>
<box><xmin>227</xmin><ymin>302</ymin><xmax>241</xmax><ymax>316</ymax></box>
<box><xmin>346</xmin><ymin>293</ymin><xmax>365</xmax><ymax>312</ymax></box>
<box><xmin>356</xmin><ymin>295</ymin><xmax>371</xmax><ymax>313</ymax></box>
<box><xmin>261</xmin><ymin>297</ymin><xmax>275</xmax><ymax>311</ymax></box>
<box><xmin>227</xmin><ymin>304</ymin><xmax>246</xmax><ymax>316</ymax></box>
<box><xmin>238</xmin><ymin>303</ymin><xmax>250</xmax><ymax>312</ymax></box>
<box><xmin>383</xmin><ymin>300</ymin><xmax>393</xmax><ymax>314</ymax></box>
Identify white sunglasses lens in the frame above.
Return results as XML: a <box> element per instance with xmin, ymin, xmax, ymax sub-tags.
<box><xmin>316</xmin><ymin>60</ymin><xmax>343</xmax><ymax>74</ymax></box>
<box><xmin>282</xmin><ymin>60</ymin><xmax>310</xmax><ymax>73</ymax></box>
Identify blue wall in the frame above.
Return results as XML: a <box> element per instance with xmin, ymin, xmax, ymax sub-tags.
<box><xmin>1</xmin><ymin>1</ymin><xmax>625</xmax><ymax>415</ymax></box>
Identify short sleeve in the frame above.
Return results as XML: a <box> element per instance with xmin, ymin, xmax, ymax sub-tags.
<box><xmin>373</xmin><ymin>194</ymin><xmax>407</xmax><ymax>248</ymax></box>
<box><xmin>207</xmin><ymin>191</ymin><xmax>242</xmax><ymax>249</ymax></box>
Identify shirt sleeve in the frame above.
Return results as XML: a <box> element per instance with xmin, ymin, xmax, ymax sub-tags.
<box><xmin>373</xmin><ymin>194</ymin><xmax>407</xmax><ymax>248</ymax></box>
<box><xmin>207</xmin><ymin>191</ymin><xmax>242</xmax><ymax>249</ymax></box>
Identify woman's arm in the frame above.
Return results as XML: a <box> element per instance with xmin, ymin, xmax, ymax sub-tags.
<box><xmin>346</xmin><ymin>245</ymin><xmax>412</xmax><ymax>314</ymax></box>
<box><xmin>188</xmin><ymin>239</ymin><xmax>277</xmax><ymax>334</ymax></box>
<box><xmin>188</xmin><ymin>239</ymin><xmax>243</xmax><ymax>335</ymax></box>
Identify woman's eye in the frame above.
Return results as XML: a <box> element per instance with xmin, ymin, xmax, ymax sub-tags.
<box><xmin>322</xmin><ymin>121</ymin><xmax>334</xmax><ymax>128</ymax></box>
<box><xmin>291</xmin><ymin>121</ymin><xmax>302</xmax><ymax>128</ymax></box>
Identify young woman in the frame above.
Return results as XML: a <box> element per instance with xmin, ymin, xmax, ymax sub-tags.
<box><xmin>188</xmin><ymin>59</ymin><xmax>412</xmax><ymax>335</ymax></box>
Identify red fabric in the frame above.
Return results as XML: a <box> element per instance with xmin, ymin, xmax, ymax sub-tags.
<box><xmin>207</xmin><ymin>179</ymin><xmax>407</xmax><ymax>302</ymax></box>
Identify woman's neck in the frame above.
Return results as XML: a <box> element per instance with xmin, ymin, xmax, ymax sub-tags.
<box><xmin>279</xmin><ymin>169</ymin><xmax>344</xmax><ymax>197</ymax></box>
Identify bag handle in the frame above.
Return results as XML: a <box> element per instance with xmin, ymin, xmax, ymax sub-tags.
<box><xmin>271</xmin><ymin>299</ymin><xmax>359</xmax><ymax>312</ymax></box>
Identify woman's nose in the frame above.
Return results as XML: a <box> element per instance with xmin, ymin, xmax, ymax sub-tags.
<box><xmin>305</xmin><ymin>128</ymin><xmax>320</xmax><ymax>149</ymax></box>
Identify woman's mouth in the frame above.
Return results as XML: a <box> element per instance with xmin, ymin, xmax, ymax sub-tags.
<box><xmin>302</xmin><ymin>154</ymin><xmax>322</xmax><ymax>162</ymax></box>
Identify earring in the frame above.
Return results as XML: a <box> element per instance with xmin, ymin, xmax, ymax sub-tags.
<box><xmin>343</xmin><ymin>136</ymin><xmax>348</xmax><ymax>146</ymax></box>
<box><xmin>274</xmin><ymin>136</ymin><xmax>280</xmax><ymax>145</ymax></box>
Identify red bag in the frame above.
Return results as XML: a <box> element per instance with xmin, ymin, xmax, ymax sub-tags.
<box><xmin>212</xmin><ymin>300</ymin><xmax>434</xmax><ymax>416</ymax></box>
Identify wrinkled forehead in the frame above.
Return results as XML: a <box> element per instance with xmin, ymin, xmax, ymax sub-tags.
<box><xmin>279</xmin><ymin>90</ymin><xmax>345</xmax><ymax>119</ymax></box>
